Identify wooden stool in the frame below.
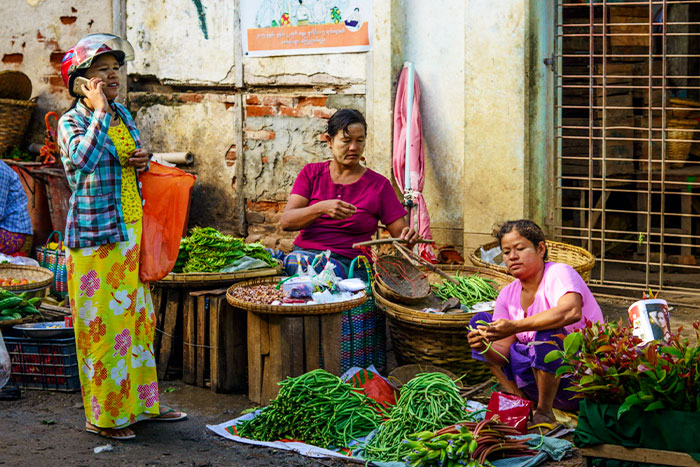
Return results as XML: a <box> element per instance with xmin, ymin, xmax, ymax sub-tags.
<box><xmin>183</xmin><ymin>289</ymin><xmax>246</xmax><ymax>393</ymax></box>
<box><xmin>246</xmin><ymin>311</ymin><xmax>342</xmax><ymax>405</ymax></box>
<box><xmin>581</xmin><ymin>445</ymin><xmax>700</xmax><ymax>467</ymax></box>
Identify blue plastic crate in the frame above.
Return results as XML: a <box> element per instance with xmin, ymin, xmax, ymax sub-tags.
<box><xmin>4</xmin><ymin>336</ymin><xmax>80</xmax><ymax>392</ymax></box>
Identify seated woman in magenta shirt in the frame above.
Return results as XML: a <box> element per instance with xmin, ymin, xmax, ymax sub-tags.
<box><xmin>280</xmin><ymin>108</ymin><xmax>418</xmax><ymax>278</ymax></box>
<box><xmin>467</xmin><ymin>220</ymin><xmax>603</xmax><ymax>425</ymax></box>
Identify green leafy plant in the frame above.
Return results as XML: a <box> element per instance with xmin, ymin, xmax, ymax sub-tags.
<box><xmin>545</xmin><ymin>320</ymin><xmax>700</xmax><ymax>417</ymax></box>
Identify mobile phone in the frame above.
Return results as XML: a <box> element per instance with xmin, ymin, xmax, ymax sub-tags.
<box><xmin>72</xmin><ymin>76</ymin><xmax>89</xmax><ymax>96</ymax></box>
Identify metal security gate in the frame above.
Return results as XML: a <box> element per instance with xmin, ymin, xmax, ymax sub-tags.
<box><xmin>554</xmin><ymin>0</ymin><xmax>700</xmax><ymax>295</ymax></box>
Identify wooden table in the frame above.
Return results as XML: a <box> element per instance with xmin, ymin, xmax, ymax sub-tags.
<box><xmin>226</xmin><ymin>279</ymin><xmax>367</xmax><ymax>406</ymax></box>
<box><xmin>581</xmin><ymin>445</ymin><xmax>700</xmax><ymax>467</ymax></box>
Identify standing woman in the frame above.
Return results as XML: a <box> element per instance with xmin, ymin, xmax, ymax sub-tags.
<box><xmin>58</xmin><ymin>33</ymin><xmax>186</xmax><ymax>440</ymax></box>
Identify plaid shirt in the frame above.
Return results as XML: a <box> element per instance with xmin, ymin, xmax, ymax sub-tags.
<box><xmin>58</xmin><ymin>100</ymin><xmax>142</xmax><ymax>248</ymax></box>
<box><xmin>0</xmin><ymin>161</ymin><xmax>33</xmax><ymax>234</ymax></box>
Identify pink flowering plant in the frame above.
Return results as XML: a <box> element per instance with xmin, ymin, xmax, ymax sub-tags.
<box><xmin>545</xmin><ymin>320</ymin><xmax>700</xmax><ymax>417</ymax></box>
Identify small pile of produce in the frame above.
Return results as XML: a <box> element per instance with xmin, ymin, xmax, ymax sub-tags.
<box><xmin>545</xmin><ymin>320</ymin><xmax>700</xmax><ymax>415</ymax></box>
<box><xmin>404</xmin><ymin>419</ymin><xmax>534</xmax><ymax>466</ymax></box>
<box><xmin>227</xmin><ymin>284</ymin><xmax>286</xmax><ymax>304</ymax></box>
<box><xmin>363</xmin><ymin>372</ymin><xmax>472</xmax><ymax>462</ymax></box>
<box><xmin>0</xmin><ymin>289</ymin><xmax>42</xmax><ymax>321</ymax></box>
<box><xmin>173</xmin><ymin>227</ymin><xmax>276</xmax><ymax>273</ymax></box>
<box><xmin>237</xmin><ymin>369</ymin><xmax>383</xmax><ymax>448</ymax></box>
<box><xmin>0</xmin><ymin>278</ymin><xmax>36</xmax><ymax>287</ymax></box>
<box><xmin>432</xmin><ymin>274</ymin><xmax>499</xmax><ymax>308</ymax></box>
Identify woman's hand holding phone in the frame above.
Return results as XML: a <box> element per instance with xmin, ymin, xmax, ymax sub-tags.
<box><xmin>129</xmin><ymin>148</ymin><xmax>150</xmax><ymax>173</ymax></box>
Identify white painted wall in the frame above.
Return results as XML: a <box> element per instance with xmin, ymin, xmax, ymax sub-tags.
<box><xmin>402</xmin><ymin>0</ymin><xmax>465</xmax><ymax>247</ymax></box>
<box><xmin>126</xmin><ymin>0</ymin><xmax>236</xmax><ymax>84</ymax></box>
<box><xmin>0</xmin><ymin>0</ymin><xmax>113</xmax><ymax>131</ymax></box>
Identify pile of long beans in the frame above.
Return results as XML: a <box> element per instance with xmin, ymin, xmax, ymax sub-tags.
<box><xmin>404</xmin><ymin>419</ymin><xmax>535</xmax><ymax>466</ymax></box>
<box><xmin>363</xmin><ymin>373</ymin><xmax>472</xmax><ymax>462</ymax></box>
<box><xmin>236</xmin><ymin>369</ymin><xmax>383</xmax><ymax>449</ymax></box>
<box><xmin>432</xmin><ymin>274</ymin><xmax>499</xmax><ymax>308</ymax></box>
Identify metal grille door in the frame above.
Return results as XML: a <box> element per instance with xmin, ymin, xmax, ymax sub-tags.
<box><xmin>555</xmin><ymin>1</ymin><xmax>700</xmax><ymax>295</ymax></box>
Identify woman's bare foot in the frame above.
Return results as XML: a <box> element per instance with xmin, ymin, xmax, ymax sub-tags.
<box><xmin>85</xmin><ymin>421</ymin><xmax>136</xmax><ymax>440</ymax></box>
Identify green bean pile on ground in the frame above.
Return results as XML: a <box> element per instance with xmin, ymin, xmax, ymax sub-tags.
<box><xmin>236</xmin><ymin>369</ymin><xmax>384</xmax><ymax>449</ymax></box>
<box><xmin>431</xmin><ymin>274</ymin><xmax>499</xmax><ymax>308</ymax></box>
<box><xmin>363</xmin><ymin>372</ymin><xmax>473</xmax><ymax>462</ymax></box>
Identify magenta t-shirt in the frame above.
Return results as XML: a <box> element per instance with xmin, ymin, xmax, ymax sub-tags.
<box><xmin>493</xmin><ymin>262</ymin><xmax>603</xmax><ymax>343</ymax></box>
<box><xmin>290</xmin><ymin>161</ymin><xmax>407</xmax><ymax>259</ymax></box>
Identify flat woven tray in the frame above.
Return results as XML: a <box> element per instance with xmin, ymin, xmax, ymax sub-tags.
<box><xmin>0</xmin><ymin>264</ymin><xmax>54</xmax><ymax>291</ymax></box>
<box><xmin>155</xmin><ymin>263</ymin><xmax>282</xmax><ymax>286</ymax></box>
<box><xmin>226</xmin><ymin>276</ymin><xmax>367</xmax><ymax>316</ymax></box>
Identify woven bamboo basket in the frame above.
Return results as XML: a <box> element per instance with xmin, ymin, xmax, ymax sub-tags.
<box><xmin>0</xmin><ymin>264</ymin><xmax>54</xmax><ymax>291</ymax></box>
<box><xmin>0</xmin><ymin>97</ymin><xmax>36</xmax><ymax>156</ymax></box>
<box><xmin>469</xmin><ymin>240</ymin><xmax>596</xmax><ymax>283</ymax></box>
<box><xmin>226</xmin><ymin>276</ymin><xmax>367</xmax><ymax>316</ymax></box>
<box><xmin>155</xmin><ymin>262</ymin><xmax>282</xmax><ymax>287</ymax></box>
<box><xmin>668</xmin><ymin>98</ymin><xmax>700</xmax><ymax>120</ymax></box>
<box><xmin>374</xmin><ymin>266</ymin><xmax>515</xmax><ymax>385</ymax></box>
<box><xmin>666</xmin><ymin>118</ymin><xmax>698</xmax><ymax>168</ymax></box>
<box><xmin>375</xmin><ymin>255</ymin><xmax>430</xmax><ymax>304</ymax></box>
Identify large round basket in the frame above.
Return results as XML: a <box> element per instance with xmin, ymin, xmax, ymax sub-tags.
<box><xmin>154</xmin><ymin>262</ymin><xmax>282</xmax><ymax>287</ymax></box>
<box><xmin>374</xmin><ymin>265</ymin><xmax>515</xmax><ymax>385</ymax></box>
<box><xmin>468</xmin><ymin>240</ymin><xmax>596</xmax><ymax>282</ymax></box>
<box><xmin>0</xmin><ymin>264</ymin><xmax>54</xmax><ymax>292</ymax></box>
<box><xmin>666</xmin><ymin>118</ymin><xmax>698</xmax><ymax>168</ymax></box>
<box><xmin>226</xmin><ymin>276</ymin><xmax>367</xmax><ymax>316</ymax></box>
<box><xmin>0</xmin><ymin>97</ymin><xmax>37</xmax><ymax>156</ymax></box>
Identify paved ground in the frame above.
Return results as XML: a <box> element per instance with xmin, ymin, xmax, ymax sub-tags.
<box><xmin>1</xmin><ymin>296</ymin><xmax>698</xmax><ymax>467</ymax></box>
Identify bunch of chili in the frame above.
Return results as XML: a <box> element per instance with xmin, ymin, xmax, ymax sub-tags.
<box><xmin>237</xmin><ymin>369</ymin><xmax>383</xmax><ymax>449</ymax></box>
<box><xmin>432</xmin><ymin>274</ymin><xmax>499</xmax><ymax>308</ymax></box>
<box><xmin>363</xmin><ymin>372</ymin><xmax>472</xmax><ymax>462</ymax></box>
<box><xmin>403</xmin><ymin>419</ymin><xmax>534</xmax><ymax>466</ymax></box>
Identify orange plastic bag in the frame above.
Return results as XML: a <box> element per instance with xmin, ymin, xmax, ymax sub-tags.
<box><xmin>138</xmin><ymin>161</ymin><xmax>195</xmax><ymax>282</ymax></box>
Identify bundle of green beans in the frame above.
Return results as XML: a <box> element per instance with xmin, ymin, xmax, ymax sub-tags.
<box><xmin>237</xmin><ymin>369</ymin><xmax>384</xmax><ymax>449</ymax></box>
<box><xmin>363</xmin><ymin>372</ymin><xmax>473</xmax><ymax>462</ymax></box>
<box><xmin>431</xmin><ymin>274</ymin><xmax>499</xmax><ymax>308</ymax></box>
<box><xmin>173</xmin><ymin>227</ymin><xmax>276</xmax><ymax>273</ymax></box>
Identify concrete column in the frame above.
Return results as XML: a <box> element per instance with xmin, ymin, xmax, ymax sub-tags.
<box><xmin>463</xmin><ymin>0</ymin><xmax>551</xmax><ymax>254</ymax></box>
<box><xmin>367</xmin><ymin>0</ymin><xmax>405</xmax><ymax>179</ymax></box>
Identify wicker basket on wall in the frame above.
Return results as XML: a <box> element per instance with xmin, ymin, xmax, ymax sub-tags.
<box><xmin>469</xmin><ymin>240</ymin><xmax>596</xmax><ymax>283</ymax></box>
<box><xmin>0</xmin><ymin>97</ymin><xmax>36</xmax><ymax>156</ymax></box>
<box><xmin>666</xmin><ymin>118</ymin><xmax>698</xmax><ymax>168</ymax></box>
<box><xmin>374</xmin><ymin>265</ymin><xmax>515</xmax><ymax>385</ymax></box>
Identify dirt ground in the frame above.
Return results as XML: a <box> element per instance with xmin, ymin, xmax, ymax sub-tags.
<box><xmin>1</xmin><ymin>296</ymin><xmax>698</xmax><ymax>467</ymax></box>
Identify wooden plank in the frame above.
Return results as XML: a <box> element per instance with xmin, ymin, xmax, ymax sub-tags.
<box><xmin>247</xmin><ymin>310</ymin><xmax>263</xmax><ymax>404</ymax></box>
<box><xmin>151</xmin><ymin>286</ymin><xmax>165</xmax><ymax>357</ymax></box>
<box><xmin>196</xmin><ymin>295</ymin><xmax>209</xmax><ymax>387</ymax></box>
<box><xmin>581</xmin><ymin>445</ymin><xmax>700</xmax><ymax>467</ymax></box>
<box><xmin>320</xmin><ymin>312</ymin><xmax>342</xmax><ymax>376</ymax></box>
<box><xmin>283</xmin><ymin>317</ymin><xmax>305</xmax><ymax>378</ymax></box>
<box><xmin>209</xmin><ymin>296</ymin><xmax>222</xmax><ymax>392</ymax></box>
<box><xmin>182</xmin><ymin>294</ymin><xmax>197</xmax><ymax>385</ymax></box>
<box><xmin>261</xmin><ymin>315</ymin><xmax>284</xmax><ymax>405</ymax></box>
<box><xmin>303</xmin><ymin>315</ymin><xmax>320</xmax><ymax>372</ymax></box>
<box><xmin>221</xmin><ymin>303</ymin><xmax>247</xmax><ymax>392</ymax></box>
<box><xmin>157</xmin><ymin>289</ymin><xmax>180</xmax><ymax>380</ymax></box>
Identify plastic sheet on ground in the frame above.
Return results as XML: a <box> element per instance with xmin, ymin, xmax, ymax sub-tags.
<box><xmin>207</xmin><ymin>414</ymin><xmax>572</xmax><ymax>467</ymax></box>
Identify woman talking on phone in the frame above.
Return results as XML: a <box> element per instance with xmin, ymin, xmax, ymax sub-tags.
<box><xmin>57</xmin><ymin>33</ymin><xmax>186</xmax><ymax>441</ymax></box>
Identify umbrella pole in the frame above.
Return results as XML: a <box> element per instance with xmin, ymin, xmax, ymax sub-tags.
<box><xmin>403</xmin><ymin>62</ymin><xmax>415</xmax><ymax>232</ymax></box>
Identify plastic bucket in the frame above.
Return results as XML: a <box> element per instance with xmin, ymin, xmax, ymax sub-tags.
<box><xmin>627</xmin><ymin>299</ymin><xmax>671</xmax><ymax>343</ymax></box>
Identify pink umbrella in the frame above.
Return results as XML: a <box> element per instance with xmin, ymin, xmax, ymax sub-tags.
<box><xmin>392</xmin><ymin>64</ymin><xmax>437</xmax><ymax>263</ymax></box>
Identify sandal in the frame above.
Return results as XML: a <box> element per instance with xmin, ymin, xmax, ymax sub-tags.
<box><xmin>149</xmin><ymin>406</ymin><xmax>187</xmax><ymax>422</ymax></box>
<box><xmin>85</xmin><ymin>421</ymin><xmax>135</xmax><ymax>440</ymax></box>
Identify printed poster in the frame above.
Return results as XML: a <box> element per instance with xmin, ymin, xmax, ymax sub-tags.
<box><xmin>241</xmin><ymin>0</ymin><xmax>372</xmax><ymax>57</ymax></box>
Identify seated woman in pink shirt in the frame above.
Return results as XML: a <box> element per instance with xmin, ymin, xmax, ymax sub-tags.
<box><xmin>468</xmin><ymin>220</ymin><xmax>603</xmax><ymax>425</ymax></box>
<box><xmin>280</xmin><ymin>109</ymin><xmax>418</xmax><ymax>279</ymax></box>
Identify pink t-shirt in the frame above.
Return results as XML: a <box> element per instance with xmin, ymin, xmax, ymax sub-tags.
<box><xmin>493</xmin><ymin>262</ymin><xmax>603</xmax><ymax>343</ymax></box>
<box><xmin>291</xmin><ymin>161</ymin><xmax>407</xmax><ymax>259</ymax></box>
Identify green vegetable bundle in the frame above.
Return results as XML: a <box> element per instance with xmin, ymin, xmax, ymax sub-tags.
<box><xmin>363</xmin><ymin>372</ymin><xmax>472</xmax><ymax>462</ymax></box>
<box><xmin>173</xmin><ymin>227</ymin><xmax>276</xmax><ymax>273</ymax></box>
<box><xmin>237</xmin><ymin>369</ymin><xmax>384</xmax><ymax>449</ymax></box>
<box><xmin>432</xmin><ymin>274</ymin><xmax>499</xmax><ymax>308</ymax></box>
<box><xmin>0</xmin><ymin>289</ymin><xmax>42</xmax><ymax>321</ymax></box>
